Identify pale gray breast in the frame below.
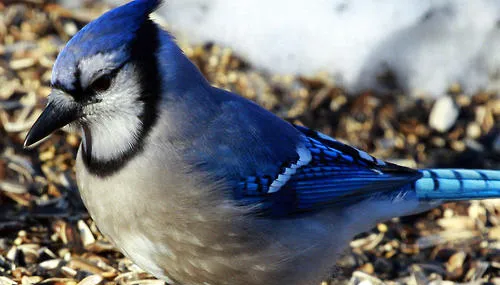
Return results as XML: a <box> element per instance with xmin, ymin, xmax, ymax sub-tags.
<box><xmin>75</xmin><ymin>140</ymin><xmax>271</xmax><ymax>284</ymax></box>
<box><xmin>73</xmin><ymin>107</ymin><xmax>357</xmax><ymax>285</ymax></box>
<box><xmin>75</xmin><ymin>142</ymin><xmax>346</xmax><ymax>285</ymax></box>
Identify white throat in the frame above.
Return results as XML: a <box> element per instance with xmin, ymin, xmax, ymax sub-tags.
<box><xmin>82</xmin><ymin>113</ymin><xmax>143</xmax><ymax>161</ymax></box>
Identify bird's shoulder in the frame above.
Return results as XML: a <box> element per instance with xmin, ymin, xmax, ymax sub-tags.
<box><xmin>183</xmin><ymin>87</ymin><xmax>305</xmax><ymax>183</ymax></box>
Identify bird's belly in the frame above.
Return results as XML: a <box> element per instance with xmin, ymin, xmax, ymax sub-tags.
<box><xmin>74</xmin><ymin>151</ymin><xmax>352</xmax><ymax>285</ymax></box>
<box><xmin>74</xmin><ymin>153</ymin><xmax>272</xmax><ymax>284</ymax></box>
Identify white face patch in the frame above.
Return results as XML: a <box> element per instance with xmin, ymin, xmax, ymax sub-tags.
<box><xmin>268</xmin><ymin>146</ymin><xmax>312</xmax><ymax>193</ymax></box>
<box><xmin>81</xmin><ymin>63</ymin><xmax>144</xmax><ymax>161</ymax></box>
<box><xmin>78</xmin><ymin>46</ymin><xmax>129</xmax><ymax>89</ymax></box>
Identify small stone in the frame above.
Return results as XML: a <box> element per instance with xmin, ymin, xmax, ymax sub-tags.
<box><xmin>61</xmin><ymin>266</ymin><xmax>77</xmax><ymax>277</ymax></box>
<box><xmin>63</xmin><ymin>22</ymin><xmax>78</xmax><ymax>36</ymax></box>
<box><xmin>5</xmin><ymin>246</ymin><xmax>17</xmax><ymax>262</ymax></box>
<box><xmin>330</xmin><ymin>95</ymin><xmax>347</xmax><ymax>111</ymax></box>
<box><xmin>431</xmin><ymin>136</ymin><xmax>446</xmax><ymax>147</ymax></box>
<box><xmin>455</xmin><ymin>94</ymin><xmax>471</xmax><ymax>107</ymax></box>
<box><xmin>66</xmin><ymin>133</ymin><xmax>81</xmax><ymax>147</ymax></box>
<box><xmin>77</xmin><ymin>220</ymin><xmax>96</xmax><ymax>247</ymax></box>
<box><xmin>429</xmin><ymin>96</ymin><xmax>459</xmax><ymax>133</ymax></box>
<box><xmin>0</xmin><ymin>277</ymin><xmax>17</xmax><ymax>285</ymax></box>
<box><xmin>39</xmin><ymin>259</ymin><xmax>62</xmax><ymax>270</ymax></box>
<box><xmin>466</xmin><ymin>123</ymin><xmax>481</xmax><ymax>139</ymax></box>
<box><xmin>377</xmin><ymin>223</ymin><xmax>388</xmax><ymax>233</ymax></box>
<box><xmin>9</xmin><ymin>58</ymin><xmax>36</xmax><ymax>70</ymax></box>
<box><xmin>359</xmin><ymin>262</ymin><xmax>374</xmax><ymax>274</ymax></box>
<box><xmin>489</xmin><ymin>226</ymin><xmax>500</xmax><ymax>240</ymax></box>
<box><xmin>451</xmin><ymin>140</ymin><xmax>466</xmax><ymax>152</ymax></box>
<box><xmin>351</xmin><ymin>271</ymin><xmax>384</xmax><ymax>285</ymax></box>
<box><xmin>449</xmin><ymin>83</ymin><xmax>462</xmax><ymax>94</ymax></box>
<box><xmin>444</xmin><ymin>208</ymin><xmax>454</xmax><ymax>218</ymax></box>
<box><xmin>438</xmin><ymin>216</ymin><xmax>475</xmax><ymax>230</ymax></box>
<box><xmin>21</xmin><ymin>276</ymin><xmax>43</xmax><ymax>285</ymax></box>
<box><xmin>468</xmin><ymin>201</ymin><xmax>485</xmax><ymax>219</ymax></box>
<box><xmin>39</xmin><ymin>150</ymin><xmax>55</xmax><ymax>161</ymax></box>
<box><xmin>77</xmin><ymin>274</ymin><xmax>103</xmax><ymax>285</ymax></box>
<box><xmin>447</xmin><ymin>251</ymin><xmax>466</xmax><ymax>275</ymax></box>
<box><xmin>475</xmin><ymin>106</ymin><xmax>487</xmax><ymax>124</ymax></box>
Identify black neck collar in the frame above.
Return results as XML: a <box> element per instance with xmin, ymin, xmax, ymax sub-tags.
<box><xmin>81</xmin><ymin>20</ymin><xmax>161</xmax><ymax>178</ymax></box>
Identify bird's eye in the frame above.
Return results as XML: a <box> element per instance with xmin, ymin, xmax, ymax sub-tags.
<box><xmin>90</xmin><ymin>74</ymin><xmax>113</xmax><ymax>93</ymax></box>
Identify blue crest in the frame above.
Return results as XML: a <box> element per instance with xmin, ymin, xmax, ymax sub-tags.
<box><xmin>52</xmin><ymin>0</ymin><xmax>162</xmax><ymax>90</ymax></box>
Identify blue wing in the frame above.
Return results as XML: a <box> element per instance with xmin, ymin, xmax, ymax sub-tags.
<box><xmin>235</xmin><ymin>125</ymin><xmax>422</xmax><ymax>216</ymax></box>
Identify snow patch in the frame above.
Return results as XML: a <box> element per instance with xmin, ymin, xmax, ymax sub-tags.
<box><xmin>64</xmin><ymin>0</ymin><xmax>500</xmax><ymax>97</ymax></box>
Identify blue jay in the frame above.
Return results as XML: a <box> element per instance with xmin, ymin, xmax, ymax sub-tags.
<box><xmin>24</xmin><ymin>1</ymin><xmax>500</xmax><ymax>284</ymax></box>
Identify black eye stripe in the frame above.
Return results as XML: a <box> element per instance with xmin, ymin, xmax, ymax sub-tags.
<box><xmin>87</xmin><ymin>61</ymin><xmax>127</xmax><ymax>93</ymax></box>
<box><xmin>90</xmin><ymin>74</ymin><xmax>113</xmax><ymax>92</ymax></box>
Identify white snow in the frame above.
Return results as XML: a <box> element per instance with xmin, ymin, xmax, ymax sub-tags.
<box><xmin>68</xmin><ymin>0</ymin><xmax>500</xmax><ymax>97</ymax></box>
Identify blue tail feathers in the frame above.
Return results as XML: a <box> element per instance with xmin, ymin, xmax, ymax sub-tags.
<box><xmin>415</xmin><ymin>169</ymin><xmax>500</xmax><ymax>200</ymax></box>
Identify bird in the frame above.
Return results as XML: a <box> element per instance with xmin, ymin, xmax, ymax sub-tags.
<box><xmin>24</xmin><ymin>0</ymin><xmax>500</xmax><ymax>284</ymax></box>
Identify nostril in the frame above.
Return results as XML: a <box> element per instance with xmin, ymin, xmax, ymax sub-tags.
<box><xmin>61</xmin><ymin>89</ymin><xmax>85</xmax><ymax>103</ymax></box>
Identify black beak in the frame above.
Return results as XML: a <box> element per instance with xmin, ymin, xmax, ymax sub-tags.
<box><xmin>24</xmin><ymin>91</ymin><xmax>82</xmax><ymax>148</ymax></box>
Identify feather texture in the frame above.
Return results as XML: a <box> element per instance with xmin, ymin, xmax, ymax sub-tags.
<box><xmin>415</xmin><ymin>169</ymin><xmax>500</xmax><ymax>200</ymax></box>
<box><xmin>236</xmin><ymin>125</ymin><xmax>422</xmax><ymax>216</ymax></box>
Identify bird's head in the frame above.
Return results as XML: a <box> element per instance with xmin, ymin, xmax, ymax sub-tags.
<box><xmin>24</xmin><ymin>0</ymin><xmax>165</xmax><ymax>173</ymax></box>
